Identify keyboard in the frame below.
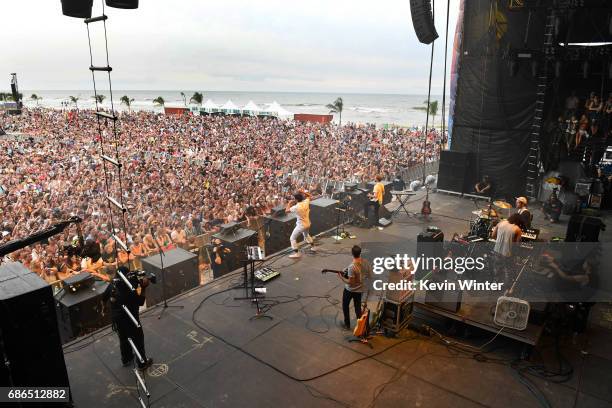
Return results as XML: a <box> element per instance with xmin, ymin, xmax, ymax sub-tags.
<box><xmin>254</xmin><ymin>267</ymin><xmax>280</xmax><ymax>282</ymax></box>
<box><xmin>521</xmin><ymin>228</ymin><xmax>540</xmax><ymax>241</ymax></box>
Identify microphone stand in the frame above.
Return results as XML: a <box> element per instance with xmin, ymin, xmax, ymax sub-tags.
<box><xmin>150</xmin><ymin>229</ymin><xmax>183</xmax><ymax>319</ymax></box>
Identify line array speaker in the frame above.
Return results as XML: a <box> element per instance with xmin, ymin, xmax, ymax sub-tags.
<box><xmin>409</xmin><ymin>0</ymin><xmax>439</xmax><ymax>45</ymax></box>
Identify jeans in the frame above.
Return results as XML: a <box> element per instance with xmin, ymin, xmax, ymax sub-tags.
<box><xmin>342</xmin><ymin>289</ymin><xmax>362</xmax><ymax>328</ymax></box>
<box><xmin>290</xmin><ymin>223</ymin><xmax>313</xmax><ymax>250</ymax></box>
<box><xmin>114</xmin><ymin>315</ymin><xmax>147</xmax><ymax>367</ymax></box>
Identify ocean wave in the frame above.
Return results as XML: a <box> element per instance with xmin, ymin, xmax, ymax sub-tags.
<box><xmin>349</xmin><ymin>106</ymin><xmax>389</xmax><ymax>113</ymax></box>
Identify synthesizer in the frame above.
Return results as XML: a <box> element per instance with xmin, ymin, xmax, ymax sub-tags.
<box><xmin>254</xmin><ymin>267</ymin><xmax>280</xmax><ymax>282</ymax></box>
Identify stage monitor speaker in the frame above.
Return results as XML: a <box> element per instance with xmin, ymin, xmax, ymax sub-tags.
<box><xmin>55</xmin><ymin>280</ymin><xmax>110</xmax><ymax>344</ymax></box>
<box><xmin>310</xmin><ymin>197</ymin><xmax>340</xmax><ymax>235</ymax></box>
<box><xmin>61</xmin><ymin>0</ymin><xmax>93</xmax><ymax>18</ymax></box>
<box><xmin>416</xmin><ymin>229</ymin><xmax>444</xmax><ymax>278</ymax></box>
<box><xmin>437</xmin><ymin>151</ymin><xmax>473</xmax><ymax>194</ymax></box>
<box><xmin>565</xmin><ymin>214</ymin><xmax>605</xmax><ymax>242</ymax></box>
<box><xmin>211</xmin><ymin>227</ymin><xmax>257</xmax><ymax>276</ymax></box>
<box><xmin>141</xmin><ymin>248</ymin><xmax>199</xmax><ymax>306</ymax></box>
<box><xmin>263</xmin><ymin>212</ymin><xmax>297</xmax><ymax>256</ymax></box>
<box><xmin>106</xmin><ymin>0</ymin><xmax>139</xmax><ymax>9</ymax></box>
<box><xmin>0</xmin><ymin>262</ymin><xmax>71</xmax><ymax>396</ymax></box>
<box><xmin>409</xmin><ymin>0</ymin><xmax>439</xmax><ymax>45</ymax></box>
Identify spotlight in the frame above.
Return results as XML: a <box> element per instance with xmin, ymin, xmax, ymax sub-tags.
<box><xmin>61</xmin><ymin>0</ymin><xmax>93</xmax><ymax>18</ymax></box>
<box><xmin>105</xmin><ymin>0</ymin><xmax>139</xmax><ymax>9</ymax></box>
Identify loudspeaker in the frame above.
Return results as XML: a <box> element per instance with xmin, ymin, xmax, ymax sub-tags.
<box><xmin>141</xmin><ymin>248</ymin><xmax>199</xmax><ymax>306</ymax></box>
<box><xmin>211</xmin><ymin>228</ymin><xmax>258</xmax><ymax>275</ymax></box>
<box><xmin>416</xmin><ymin>229</ymin><xmax>444</xmax><ymax>278</ymax></box>
<box><xmin>263</xmin><ymin>212</ymin><xmax>297</xmax><ymax>256</ymax></box>
<box><xmin>565</xmin><ymin>215</ymin><xmax>605</xmax><ymax>242</ymax></box>
<box><xmin>106</xmin><ymin>0</ymin><xmax>139</xmax><ymax>9</ymax></box>
<box><xmin>310</xmin><ymin>197</ymin><xmax>340</xmax><ymax>235</ymax></box>
<box><xmin>437</xmin><ymin>151</ymin><xmax>473</xmax><ymax>193</ymax></box>
<box><xmin>0</xmin><ymin>262</ymin><xmax>71</xmax><ymax>396</ymax></box>
<box><xmin>61</xmin><ymin>0</ymin><xmax>93</xmax><ymax>18</ymax></box>
<box><xmin>55</xmin><ymin>280</ymin><xmax>110</xmax><ymax>344</ymax></box>
<box><xmin>409</xmin><ymin>0</ymin><xmax>439</xmax><ymax>45</ymax></box>
<box><xmin>424</xmin><ymin>269</ymin><xmax>461</xmax><ymax>312</ymax></box>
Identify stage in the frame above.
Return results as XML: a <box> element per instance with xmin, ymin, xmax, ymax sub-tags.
<box><xmin>63</xmin><ymin>192</ymin><xmax>612</xmax><ymax>408</ymax></box>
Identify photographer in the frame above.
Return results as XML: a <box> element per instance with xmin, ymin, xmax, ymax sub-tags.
<box><xmin>103</xmin><ymin>266</ymin><xmax>153</xmax><ymax>369</ymax></box>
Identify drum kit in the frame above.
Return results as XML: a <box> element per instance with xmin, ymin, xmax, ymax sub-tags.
<box><xmin>469</xmin><ymin>199</ymin><xmax>513</xmax><ymax>238</ymax></box>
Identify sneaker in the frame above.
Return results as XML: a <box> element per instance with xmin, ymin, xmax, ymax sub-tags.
<box><xmin>122</xmin><ymin>357</ymin><xmax>134</xmax><ymax>367</ymax></box>
<box><xmin>377</xmin><ymin>226</ymin><xmax>384</xmax><ymax>231</ymax></box>
<box><xmin>289</xmin><ymin>252</ymin><xmax>301</xmax><ymax>259</ymax></box>
<box><xmin>138</xmin><ymin>358</ymin><xmax>153</xmax><ymax>370</ymax></box>
<box><xmin>309</xmin><ymin>246</ymin><xmax>317</xmax><ymax>252</ymax></box>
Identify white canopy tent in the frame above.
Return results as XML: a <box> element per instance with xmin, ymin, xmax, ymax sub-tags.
<box><xmin>241</xmin><ymin>100</ymin><xmax>261</xmax><ymax>116</ymax></box>
<box><xmin>220</xmin><ymin>100</ymin><xmax>240</xmax><ymax>115</ymax></box>
<box><xmin>265</xmin><ymin>101</ymin><xmax>294</xmax><ymax>118</ymax></box>
<box><xmin>202</xmin><ymin>99</ymin><xmax>219</xmax><ymax>114</ymax></box>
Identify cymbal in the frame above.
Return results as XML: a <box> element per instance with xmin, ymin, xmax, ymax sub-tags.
<box><xmin>544</xmin><ymin>177</ymin><xmax>562</xmax><ymax>185</ymax></box>
<box><xmin>493</xmin><ymin>200</ymin><xmax>512</xmax><ymax>209</ymax></box>
<box><xmin>472</xmin><ymin>209</ymin><xmax>498</xmax><ymax>218</ymax></box>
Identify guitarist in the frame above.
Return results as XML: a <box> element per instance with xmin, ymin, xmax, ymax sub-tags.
<box><xmin>364</xmin><ymin>175</ymin><xmax>385</xmax><ymax>228</ymax></box>
<box><xmin>337</xmin><ymin>245</ymin><xmax>372</xmax><ymax>331</ymax></box>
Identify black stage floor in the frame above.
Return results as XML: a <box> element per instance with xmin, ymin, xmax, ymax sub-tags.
<box><xmin>64</xmin><ymin>192</ymin><xmax>612</xmax><ymax>408</ymax></box>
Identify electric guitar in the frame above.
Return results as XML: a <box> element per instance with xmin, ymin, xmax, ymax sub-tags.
<box><xmin>421</xmin><ymin>186</ymin><xmax>431</xmax><ymax>217</ymax></box>
<box><xmin>321</xmin><ymin>269</ymin><xmax>348</xmax><ymax>278</ymax></box>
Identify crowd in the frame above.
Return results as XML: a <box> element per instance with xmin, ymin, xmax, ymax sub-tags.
<box><xmin>0</xmin><ymin>108</ymin><xmax>441</xmax><ymax>284</ymax></box>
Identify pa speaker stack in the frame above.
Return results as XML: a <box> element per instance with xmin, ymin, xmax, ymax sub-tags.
<box><xmin>409</xmin><ymin>0</ymin><xmax>439</xmax><ymax>45</ymax></box>
<box><xmin>437</xmin><ymin>151</ymin><xmax>474</xmax><ymax>194</ymax></box>
<box><xmin>263</xmin><ymin>211</ymin><xmax>297</xmax><ymax>256</ymax></box>
<box><xmin>211</xmin><ymin>226</ymin><xmax>257</xmax><ymax>275</ymax></box>
<box><xmin>61</xmin><ymin>0</ymin><xmax>138</xmax><ymax>19</ymax></box>
<box><xmin>310</xmin><ymin>197</ymin><xmax>340</xmax><ymax>235</ymax></box>
<box><xmin>141</xmin><ymin>248</ymin><xmax>199</xmax><ymax>306</ymax></box>
<box><xmin>0</xmin><ymin>262</ymin><xmax>71</xmax><ymax>396</ymax></box>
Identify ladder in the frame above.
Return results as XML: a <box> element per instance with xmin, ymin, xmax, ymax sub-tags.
<box><xmin>84</xmin><ymin>5</ymin><xmax>151</xmax><ymax>407</ymax></box>
<box><xmin>524</xmin><ymin>9</ymin><xmax>556</xmax><ymax>201</ymax></box>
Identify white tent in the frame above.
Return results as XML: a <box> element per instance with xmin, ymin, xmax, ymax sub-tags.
<box><xmin>202</xmin><ymin>99</ymin><xmax>219</xmax><ymax>114</ymax></box>
<box><xmin>266</xmin><ymin>101</ymin><xmax>294</xmax><ymax>118</ymax></box>
<box><xmin>221</xmin><ymin>100</ymin><xmax>240</xmax><ymax>115</ymax></box>
<box><xmin>241</xmin><ymin>100</ymin><xmax>261</xmax><ymax>116</ymax></box>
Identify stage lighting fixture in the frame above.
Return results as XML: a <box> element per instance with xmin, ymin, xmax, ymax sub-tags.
<box><xmin>61</xmin><ymin>0</ymin><xmax>93</xmax><ymax>18</ymax></box>
<box><xmin>105</xmin><ymin>0</ymin><xmax>138</xmax><ymax>9</ymax></box>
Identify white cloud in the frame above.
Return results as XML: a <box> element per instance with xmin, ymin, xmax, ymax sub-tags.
<box><xmin>1</xmin><ymin>0</ymin><xmax>459</xmax><ymax>94</ymax></box>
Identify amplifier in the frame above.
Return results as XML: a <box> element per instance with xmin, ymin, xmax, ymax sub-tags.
<box><xmin>62</xmin><ymin>272</ymin><xmax>95</xmax><ymax>293</ymax></box>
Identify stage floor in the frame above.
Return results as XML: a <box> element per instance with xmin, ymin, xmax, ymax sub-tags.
<box><xmin>63</xmin><ymin>192</ymin><xmax>612</xmax><ymax>408</ymax></box>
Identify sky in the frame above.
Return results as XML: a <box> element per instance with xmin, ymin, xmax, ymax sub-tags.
<box><xmin>1</xmin><ymin>0</ymin><xmax>460</xmax><ymax>94</ymax></box>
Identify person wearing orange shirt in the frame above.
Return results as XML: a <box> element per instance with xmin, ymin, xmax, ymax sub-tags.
<box><xmin>364</xmin><ymin>175</ymin><xmax>385</xmax><ymax>227</ymax></box>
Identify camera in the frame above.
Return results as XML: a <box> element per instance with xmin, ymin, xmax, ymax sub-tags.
<box><xmin>129</xmin><ymin>269</ymin><xmax>157</xmax><ymax>285</ymax></box>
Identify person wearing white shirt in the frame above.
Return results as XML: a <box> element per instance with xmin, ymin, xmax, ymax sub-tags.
<box><xmin>286</xmin><ymin>190</ymin><xmax>315</xmax><ymax>259</ymax></box>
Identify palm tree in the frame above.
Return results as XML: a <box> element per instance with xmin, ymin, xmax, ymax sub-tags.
<box><xmin>190</xmin><ymin>92</ymin><xmax>203</xmax><ymax>106</ymax></box>
<box><xmin>180</xmin><ymin>92</ymin><xmax>187</xmax><ymax>107</ymax></box>
<box><xmin>153</xmin><ymin>96</ymin><xmax>165</xmax><ymax>107</ymax></box>
<box><xmin>413</xmin><ymin>100</ymin><xmax>439</xmax><ymax>126</ymax></box>
<box><xmin>120</xmin><ymin>95</ymin><xmax>135</xmax><ymax>112</ymax></box>
<box><xmin>326</xmin><ymin>97</ymin><xmax>344</xmax><ymax>126</ymax></box>
<box><xmin>30</xmin><ymin>94</ymin><xmax>41</xmax><ymax>106</ymax></box>
<box><xmin>69</xmin><ymin>96</ymin><xmax>79</xmax><ymax>109</ymax></box>
<box><xmin>0</xmin><ymin>92</ymin><xmax>8</xmax><ymax>101</ymax></box>
<box><xmin>93</xmin><ymin>94</ymin><xmax>106</xmax><ymax>105</ymax></box>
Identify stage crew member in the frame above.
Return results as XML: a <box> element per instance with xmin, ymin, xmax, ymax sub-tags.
<box><xmin>515</xmin><ymin>196</ymin><xmax>531</xmax><ymax>229</ymax></box>
<box><xmin>104</xmin><ymin>266</ymin><xmax>153</xmax><ymax>370</ymax></box>
<box><xmin>286</xmin><ymin>189</ymin><xmax>315</xmax><ymax>259</ymax></box>
<box><xmin>491</xmin><ymin>214</ymin><xmax>523</xmax><ymax>284</ymax></box>
<box><xmin>364</xmin><ymin>175</ymin><xmax>385</xmax><ymax>227</ymax></box>
<box><xmin>337</xmin><ymin>245</ymin><xmax>371</xmax><ymax>330</ymax></box>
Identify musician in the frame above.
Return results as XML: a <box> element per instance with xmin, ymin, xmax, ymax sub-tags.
<box><xmin>474</xmin><ymin>175</ymin><xmax>492</xmax><ymax>197</ymax></box>
<box><xmin>491</xmin><ymin>213</ymin><xmax>523</xmax><ymax>258</ymax></box>
<box><xmin>515</xmin><ymin>196</ymin><xmax>531</xmax><ymax>229</ymax></box>
<box><xmin>103</xmin><ymin>266</ymin><xmax>153</xmax><ymax>369</ymax></box>
<box><xmin>337</xmin><ymin>245</ymin><xmax>372</xmax><ymax>330</ymax></box>
<box><xmin>285</xmin><ymin>189</ymin><xmax>315</xmax><ymax>259</ymax></box>
<box><xmin>364</xmin><ymin>175</ymin><xmax>385</xmax><ymax>227</ymax></box>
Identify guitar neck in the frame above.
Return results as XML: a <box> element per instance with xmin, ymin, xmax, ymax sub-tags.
<box><xmin>321</xmin><ymin>269</ymin><xmax>343</xmax><ymax>274</ymax></box>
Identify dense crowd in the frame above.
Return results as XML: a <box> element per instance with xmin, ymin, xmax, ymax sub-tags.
<box><xmin>0</xmin><ymin>108</ymin><xmax>441</xmax><ymax>284</ymax></box>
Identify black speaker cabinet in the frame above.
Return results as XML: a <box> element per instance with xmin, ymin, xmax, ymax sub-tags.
<box><xmin>263</xmin><ymin>212</ymin><xmax>296</xmax><ymax>256</ymax></box>
<box><xmin>141</xmin><ymin>248</ymin><xmax>199</xmax><ymax>306</ymax></box>
<box><xmin>566</xmin><ymin>214</ymin><xmax>605</xmax><ymax>242</ymax></box>
<box><xmin>310</xmin><ymin>197</ymin><xmax>340</xmax><ymax>235</ymax></box>
<box><xmin>0</xmin><ymin>262</ymin><xmax>71</xmax><ymax>398</ymax></box>
<box><xmin>211</xmin><ymin>227</ymin><xmax>258</xmax><ymax>276</ymax></box>
<box><xmin>437</xmin><ymin>151</ymin><xmax>473</xmax><ymax>194</ymax></box>
<box><xmin>409</xmin><ymin>0</ymin><xmax>439</xmax><ymax>44</ymax></box>
<box><xmin>416</xmin><ymin>229</ymin><xmax>445</xmax><ymax>278</ymax></box>
<box><xmin>55</xmin><ymin>280</ymin><xmax>110</xmax><ymax>344</ymax></box>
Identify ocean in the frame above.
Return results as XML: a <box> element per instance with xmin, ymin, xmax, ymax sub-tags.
<box><xmin>19</xmin><ymin>90</ymin><xmax>450</xmax><ymax>127</ymax></box>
